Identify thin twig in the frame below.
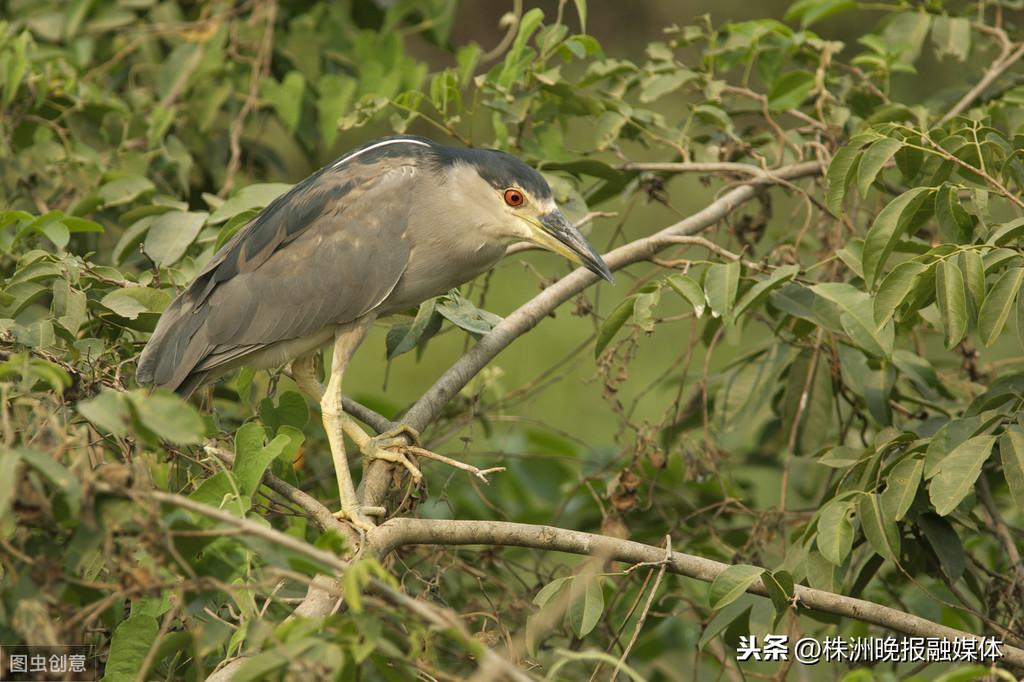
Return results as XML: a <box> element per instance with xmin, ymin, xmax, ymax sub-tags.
<box><xmin>977</xmin><ymin>474</ymin><xmax>1024</xmax><ymax>583</ymax></box>
<box><xmin>611</xmin><ymin>536</ymin><xmax>672</xmax><ymax>680</ymax></box>
<box><xmin>940</xmin><ymin>42</ymin><xmax>1024</xmax><ymax>124</ymax></box>
<box><xmin>221</xmin><ymin>1</ymin><xmax>277</xmax><ymax>197</ymax></box>
<box><xmin>405</xmin><ymin>446</ymin><xmax>506</xmax><ymax>482</ymax></box>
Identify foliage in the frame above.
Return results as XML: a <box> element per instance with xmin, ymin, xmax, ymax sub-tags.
<box><xmin>1</xmin><ymin>0</ymin><xmax>1023</xmax><ymax>679</ymax></box>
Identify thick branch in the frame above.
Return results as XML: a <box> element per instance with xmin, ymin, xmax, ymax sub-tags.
<box><xmin>146</xmin><ymin>491</ymin><xmax>532</xmax><ymax>682</ymax></box>
<box><xmin>343</xmin><ymin>397</ymin><xmax>395</xmax><ymax>433</ymax></box>
<box><xmin>620</xmin><ymin>161</ymin><xmax>771</xmax><ymax>176</ymax></box>
<box><xmin>369</xmin><ymin>518</ymin><xmax>1024</xmax><ymax>668</ymax></box>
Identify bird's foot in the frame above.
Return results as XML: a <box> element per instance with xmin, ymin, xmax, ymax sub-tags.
<box><xmin>332</xmin><ymin>504</ymin><xmax>387</xmax><ymax>532</ymax></box>
<box><xmin>360</xmin><ymin>425</ymin><xmax>422</xmax><ymax>482</ymax></box>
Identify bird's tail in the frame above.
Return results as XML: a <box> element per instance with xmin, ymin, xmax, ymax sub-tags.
<box><xmin>136</xmin><ymin>296</ymin><xmax>211</xmax><ymax>397</ymax></box>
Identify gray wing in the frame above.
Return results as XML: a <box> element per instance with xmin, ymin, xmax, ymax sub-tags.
<box><xmin>137</xmin><ymin>159</ymin><xmax>416</xmax><ymax>395</ymax></box>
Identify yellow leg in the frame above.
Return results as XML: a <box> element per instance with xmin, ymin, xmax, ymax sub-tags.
<box><xmin>310</xmin><ymin>318</ymin><xmax>382</xmax><ymax>529</ymax></box>
<box><xmin>291</xmin><ymin>349</ymin><xmax>387</xmax><ymax>519</ymax></box>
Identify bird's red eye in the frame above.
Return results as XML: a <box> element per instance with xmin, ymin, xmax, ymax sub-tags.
<box><xmin>503</xmin><ymin>189</ymin><xmax>525</xmax><ymax>207</ymax></box>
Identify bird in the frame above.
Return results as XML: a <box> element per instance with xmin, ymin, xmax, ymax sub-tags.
<box><xmin>136</xmin><ymin>135</ymin><xmax>613</xmax><ymax>529</ymax></box>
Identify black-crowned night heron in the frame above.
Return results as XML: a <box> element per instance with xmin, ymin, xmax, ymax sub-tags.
<box><xmin>137</xmin><ymin>135</ymin><xmax>612</xmax><ymax>529</ymax></box>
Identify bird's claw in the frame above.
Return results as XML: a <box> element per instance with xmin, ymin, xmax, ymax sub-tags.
<box><xmin>332</xmin><ymin>504</ymin><xmax>386</xmax><ymax>532</ymax></box>
<box><xmin>360</xmin><ymin>426</ymin><xmax>422</xmax><ymax>482</ymax></box>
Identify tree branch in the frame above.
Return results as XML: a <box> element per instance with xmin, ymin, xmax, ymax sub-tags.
<box><xmin>940</xmin><ymin>42</ymin><xmax>1024</xmax><ymax>125</ymax></box>
<box><xmin>204</xmin><ymin>444</ymin><xmax>359</xmax><ymax>546</ymax></box>
<box><xmin>369</xmin><ymin>518</ymin><xmax>1024</xmax><ymax>668</ymax></box>
<box><xmin>620</xmin><ymin>161</ymin><xmax>772</xmax><ymax>176</ymax></box>
<box><xmin>144</xmin><ymin>490</ymin><xmax>533</xmax><ymax>682</ymax></box>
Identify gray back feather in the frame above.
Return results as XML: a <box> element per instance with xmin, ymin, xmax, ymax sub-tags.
<box><xmin>137</xmin><ymin>146</ymin><xmax>424</xmax><ymax>395</ymax></box>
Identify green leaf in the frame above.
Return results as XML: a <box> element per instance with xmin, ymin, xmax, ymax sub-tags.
<box><xmin>935</xmin><ymin>259</ymin><xmax>968</xmax><ymax>349</ymax></box>
<box><xmin>931</xmin><ymin>15</ymin><xmax>970</xmax><ymax>61</ymax></box>
<box><xmin>0</xmin><ymin>451</ymin><xmax>21</xmax><ymax>522</ymax></box>
<box><xmin>934</xmin><ymin>184</ymin><xmax>976</xmax><ymax>242</ymax></box>
<box><xmin>533</xmin><ymin>576</ymin><xmax>572</xmax><ymax>607</ymax></box>
<box><xmin>189</xmin><ymin>471</ymin><xmax>247</xmax><ymax>515</ymax></box>
<box><xmin>761</xmin><ymin>570</ymin><xmax>794</xmax><ymax>620</ymax></box>
<box><xmin>98</xmin><ymin>176</ymin><xmax>155</xmax><ymax>208</ymax></box>
<box><xmin>387</xmin><ymin>300</ymin><xmax>438</xmax><ymax>360</ymax></box>
<box><xmin>77</xmin><ymin>390</ymin><xmax>131</xmax><ymax>437</ymax></box>
<box><xmin>494</xmin><ymin>7</ymin><xmax>544</xmax><ymax>89</ymax></box>
<box><xmin>826</xmin><ymin>143</ymin><xmax>862</xmax><ymax>216</ymax></box>
<box><xmin>52</xmin><ymin>279</ymin><xmax>87</xmax><ymax>334</ymax></box>
<box><xmin>567</xmin><ymin>574</ymin><xmax>604</xmax><ymax>638</ymax></box>
<box><xmin>126</xmin><ymin>390</ymin><xmax>206</xmax><ymax>445</ymax></box>
<box><xmin>881</xmin><ymin>457</ymin><xmax>923</xmax><ymax>521</ymax></box>
<box><xmin>998</xmin><ymin>427</ymin><xmax>1024</xmax><ymax>509</ymax></box>
<box><xmin>573</xmin><ymin>0</ymin><xmax>587</xmax><ymax>31</ymax></box>
<box><xmin>816</xmin><ymin>498</ymin><xmax>854</xmax><ymax>565</ymax></box>
<box><xmin>262</xmin><ymin>71</ymin><xmax>306</xmax><ymax>134</ymax></box>
<box><xmin>880</xmin><ymin>11</ymin><xmax>931</xmax><ymax>62</ymax></box>
<box><xmin>705</xmin><ymin>260</ymin><xmax>740</xmax><ymax>319</ymax></box>
<box><xmin>639</xmin><ymin>70</ymin><xmax>696</xmax><ymax>103</ymax></box>
<box><xmin>436</xmin><ymin>292</ymin><xmax>503</xmax><ymax>336</ymax></box>
<box><xmin>977</xmin><ymin>267</ymin><xmax>1024</xmax><ymax>346</ymax></box>
<box><xmin>2</xmin><ymin>32</ymin><xmax>29</xmax><ymax>107</ymax></box>
<box><xmin>893</xmin><ymin>350</ymin><xmax>949</xmax><ymax>399</ymax></box>
<box><xmin>143</xmin><ymin>211</ymin><xmax>208</xmax><ymax>267</ymax></box>
<box><xmin>817</xmin><ymin>445</ymin><xmax>863</xmax><ymax>468</ymax></box>
<box><xmin>100</xmin><ymin>614</ymin><xmax>159</xmax><ymax>682</ymax></box>
<box><xmin>100</xmin><ymin>287</ymin><xmax>171</xmax><ymax>320</ymax></box>
<box><xmin>510</xmin><ymin>8</ymin><xmax>544</xmax><ymax>59</ymax></box>
<box><xmin>666</xmin><ymin>274</ymin><xmax>705</xmax><ymax>317</ymax></box>
<box><xmin>317</xmin><ymin>74</ymin><xmax>357</xmax><ymax>147</ymax></box>
<box><xmin>698</xmin><ymin>602</ymin><xmax>752</xmax><ymax>650</ymax></box>
<box><xmin>919</xmin><ymin>513</ymin><xmax>965</xmax><ymax>582</ymax></box>
<box><xmin>259</xmin><ymin>391</ymin><xmax>309</xmax><ymax>433</ymax></box>
<box><xmin>17</xmin><ymin>448</ymin><xmax>82</xmax><ymax>516</ymax></box>
<box><xmin>595</xmin><ymin>296</ymin><xmax>636</xmax><ymax>357</ymax></box>
<box><xmin>767</xmin><ymin>70</ymin><xmax>814</xmax><ymax>111</ymax></box>
<box><xmin>988</xmin><ymin>217</ymin><xmax>1024</xmax><ymax>246</ymax></box>
<box><xmin>234</xmin><ymin>429</ymin><xmax>292</xmax><ymax>498</ymax></box>
<box><xmin>862</xmin><ymin>187</ymin><xmax>934</xmax><ymax>288</ymax></box>
<box><xmin>873</xmin><ymin>260</ymin><xmax>928</xmax><ymax>328</ymax></box>
<box><xmin>805</xmin><ymin>551</ymin><xmax>840</xmax><ymax>592</ymax></box>
<box><xmin>856</xmin><ymin>137</ymin><xmax>903</xmax><ymax>198</ymax></box>
<box><xmin>960</xmin><ymin>250</ymin><xmax>985</xmax><ymax>315</ymax></box>
<box><xmin>983</xmin><ymin>248</ymin><xmax>1019</xmax><ymax>273</ymax></box>
<box><xmin>594</xmin><ymin>110</ymin><xmax>628</xmax><ymax>149</ymax></box>
<box><xmin>812</xmin><ymin>283</ymin><xmax>894</xmax><ymax>357</ymax></box>
<box><xmin>733</xmin><ymin>264</ymin><xmax>798</xmax><ymax>320</ymax></box>
<box><xmin>209</xmin><ymin>184</ymin><xmax>292</xmax><ymax>225</ymax></box>
<box><xmin>234</xmin><ymin>420</ymin><xmax>266</xmax><ymax>461</ymax></box>
<box><xmin>39</xmin><ymin>219</ymin><xmax>70</xmax><ymax>249</ymax></box>
<box><xmin>857</xmin><ymin>493</ymin><xmax>900</xmax><ymax>563</ymax></box>
<box><xmin>709</xmin><ymin>564</ymin><xmax>763</xmax><ymax>610</ymax></box>
<box><xmin>692</xmin><ymin>103</ymin><xmax>734</xmax><ymax>134</ymax></box>
<box><xmin>785</xmin><ymin>0</ymin><xmax>856</xmax><ymax>26</ymax></box>
<box><xmin>632</xmin><ymin>287</ymin><xmax>661</xmax><ymax>332</ymax></box>
<box><xmin>929</xmin><ymin>435</ymin><xmax>996</xmax><ymax>516</ymax></box>
<box><xmin>230</xmin><ymin>639</ymin><xmax>318</xmax><ymax>682</ymax></box>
